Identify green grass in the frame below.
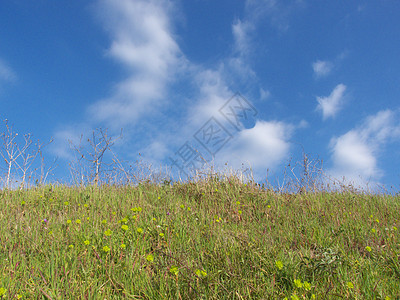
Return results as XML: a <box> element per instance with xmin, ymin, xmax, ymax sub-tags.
<box><xmin>0</xmin><ymin>177</ymin><xmax>399</xmax><ymax>299</ymax></box>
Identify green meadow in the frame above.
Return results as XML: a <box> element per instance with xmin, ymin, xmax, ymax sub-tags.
<box><xmin>0</xmin><ymin>177</ymin><xmax>399</xmax><ymax>299</ymax></box>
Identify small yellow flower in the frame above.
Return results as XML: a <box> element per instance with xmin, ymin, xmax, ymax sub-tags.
<box><xmin>375</xmin><ymin>218</ymin><xmax>380</xmax><ymax>223</ymax></box>
<box><xmin>365</xmin><ymin>246</ymin><xmax>372</xmax><ymax>252</ymax></box>
<box><xmin>291</xmin><ymin>295</ymin><xmax>300</xmax><ymax>300</ymax></box>
<box><xmin>347</xmin><ymin>282</ymin><xmax>354</xmax><ymax>289</ymax></box>
<box><xmin>84</xmin><ymin>204</ymin><xmax>88</xmax><ymax>208</ymax></box>
<box><xmin>393</xmin><ymin>226</ymin><xmax>397</xmax><ymax>231</ymax></box>
<box><xmin>120</xmin><ymin>243</ymin><xmax>126</xmax><ymax>249</ymax></box>
<box><xmin>159</xmin><ymin>233</ymin><xmax>164</xmax><ymax>237</ymax></box>
<box><xmin>84</xmin><ymin>240</ymin><xmax>90</xmax><ymax>245</ymax></box>
<box><xmin>146</xmin><ymin>254</ymin><xmax>154</xmax><ymax>262</ymax></box>
<box><xmin>152</xmin><ymin>218</ymin><xmax>156</xmax><ymax>221</ymax></box>
<box><xmin>238</xmin><ymin>210</ymin><xmax>242</xmax><ymax>215</ymax></box>
<box><xmin>180</xmin><ymin>204</ymin><xmax>185</xmax><ymax>209</ymax></box>
<box><xmin>371</xmin><ymin>228</ymin><xmax>376</xmax><ymax>233</ymax></box>
<box><xmin>0</xmin><ymin>287</ymin><xmax>6</xmax><ymax>297</ymax></box>
<box><xmin>137</xmin><ymin>227</ymin><xmax>143</xmax><ymax>233</ymax></box>
<box><xmin>195</xmin><ymin>269</ymin><xmax>207</xmax><ymax>278</ymax></box>
<box><xmin>275</xmin><ymin>260</ymin><xmax>283</xmax><ymax>270</ymax></box>
<box><xmin>21</xmin><ymin>201</ymin><xmax>26</xmax><ymax>205</ymax></box>
<box><xmin>68</xmin><ymin>244</ymin><xmax>74</xmax><ymax>249</ymax></box>
<box><xmin>87</xmin><ymin>217</ymin><xmax>90</xmax><ymax>221</ymax></box>
<box><xmin>236</xmin><ymin>201</ymin><xmax>240</xmax><ymax>205</ymax></box>
<box><xmin>121</xmin><ymin>217</ymin><xmax>128</xmax><ymax>223</ymax></box>
<box><xmin>303</xmin><ymin>281</ymin><xmax>311</xmax><ymax>291</ymax></box>
<box><xmin>169</xmin><ymin>266</ymin><xmax>179</xmax><ymax>275</ymax></box>
<box><xmin>101</xmin><ymin>220</ymin><xmax>107</xmax><ymax>224</ymax></box>
<box><xmin>67</xmin><ymin>220</ymin><xmax>72</xmax><ymax>224</ymax></box>
<box><xmin>187</xmin><ymin>207</ymin><xmax>191</xmax><ymax>211</ymax></box>
<box><xmin>103</xmin><ymin>246</ymin><xmax>110</xmax><ymax>252</ymax></box>
<box><xmin>64</xmin><ymin>201</ymin><xmax>69</xmax><ymax>205</ymax></box>
<box><xmin>112</xmin><ymin>211</ymin><xmax>116</xmax><ymax>215</ymax></box>
<box><xmin>294</xmin><ymin>279</ymin><xmax>302</xmax><ymax>288</ymax></box>
<box><xmin>104</xmin><ymin>229</ymin><xmax>112</xmax><ymax>236</ymax></box>
<box><xmin>76</xmin><ymin>219</ymin><xmax>81</xmax><ymax>224</ymax></box>
<box><xmin>121</xmin><ymin>225</ymin><xmax>129</xmax><ymax>231</ymax></box>
<box><xmin>267</xmin><ymin>205</ymin><xmax>271</xmax><ymax>208</ymax></box>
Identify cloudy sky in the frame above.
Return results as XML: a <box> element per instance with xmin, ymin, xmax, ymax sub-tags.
<box><xmin>1</xmin><ymin>0</ymin><xmax>399</xmax><ymax>190</ymax></box>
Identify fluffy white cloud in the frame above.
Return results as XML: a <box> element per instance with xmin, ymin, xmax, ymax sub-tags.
<box><xmin>329</xmin><ymin>131</ymin><xmax>379</xmax><ymax>181</ymax></box>
<box><xmin>89</xmin><ymin>0</ymin><xmax>185</xmax><ymax>128</ymax></box>
<box><xmin>360</xmin><ymin>110</ymin><xmax>400</xmax><ymax>142</ymax></box>
<box><xmin>312</xmin><ymin>60</ymin><xmax>333</xmax><ymax>78</ymax></box>
<box><xmin>216</xmin><ymin>120</ymin><xmax>294</xmax><ymax>177</ymax></box>
<box><xmin>188</xmin><ymin>69</ymin><xmax>233</xmax><ymax>127</ymax></box>
<box><xmin>327</xmin><ymin>109</ymin><xmax>400</xmax><ymax>188</ymax></box>
<box><xmin>316</xmin><ymin>84</ymin><xmax>346</xmax><ymax>120</ymax></box>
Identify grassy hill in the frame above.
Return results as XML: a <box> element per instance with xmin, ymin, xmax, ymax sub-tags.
<box><xmin>0</xmin><ymin>176</ymin><xmax>399</xmax><ymax>299</ymax></box>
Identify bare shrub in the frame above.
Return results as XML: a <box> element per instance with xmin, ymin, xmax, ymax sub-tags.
<box><xmin>0</xmin><ymin>119</ymin><xmax>55</xmax><ymax>189</ymax></box>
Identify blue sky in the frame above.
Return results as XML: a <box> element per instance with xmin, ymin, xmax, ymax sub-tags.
<box><xmin>1</xmin><ymin>0</ymin><xmax>399</xmax><ymax>190</ymax></box>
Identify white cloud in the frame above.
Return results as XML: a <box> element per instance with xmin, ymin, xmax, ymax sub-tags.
<box><xmin>141</xmin><ymin>140</ymin><xmax>169</xmax><ymax>163</ymax></box>
<box><xmin>227</xmin><ymin>0</ymin><xmax>303</xmax><ymax>83</ymax></box>
<box><xmin>360</xmin><ymin>110</ymin><xmax>400</xmax><ymax>143</ymax></box>
<box><xmin>327</xmin><ymin>109</ymin><xmax>400</xmax><ymax>188</ymax></box>
<box><xmin>298</xmin><ymin>119</ymin><xmax>309</xmax><ymax>128</ymax></box>
<box><xmin>329</xmin><ymin>131</ymin><xmax>379</xmax><ymax>181</ymax></box>
<box><xmin>245</xmin><ymin>0</ymin><xmax>304</xmax><ymax>32</ymax></box>
<box><xmin>188</xmin><ymin>69</ymin><xmax>232</xmax><ymax>126</ymax></box>
<box><xmin>216</xmin><ymin>120</ymin><xmax>294</xmax><ymax>177</ymax></box>
<box><xmin>89</xmin><ymin>0</ymin><xmax>185</xmax><ymax>128</ymax></box>
<box><xmin>316</xmin><ymin>84</ymin><xmax>347</xmax><ymax>120</ymax></box>
<box><xmin>192</xmin><ymin>0</ymin><xmax>303</xmax><ymax>124</ymax></box>
<box><xmin>0</xmin><ymin>59</ymin><xmax>16</xmax><ymax>82</ymax></box>
<box><xmin>232</xmin><ymin>19</ymin><xmax>254</xmax><ymax>57</ymax></box>
<box><xmin>312</xmin><ymin>60</ymin><xmax>333</xmax><ymax>78</ymax></box>
<box><xmin>228</xmin><ymin>18</ymin><xmax>257</xmax><ymax>82</ymax></box>
<box><xmin>259</xmin><ymin>88</ymin><xmax>271</xmax><ymax>101</ymax></box>
<box><xmin>50</xmin><ymin>124</ymin><xmax>93</xmax><ymax>161</ymax></box>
